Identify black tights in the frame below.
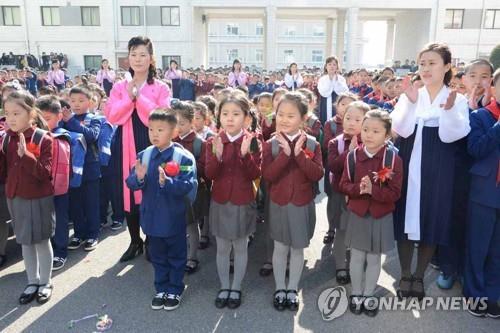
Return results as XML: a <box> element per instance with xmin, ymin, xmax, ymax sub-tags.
<box><xmin>397</xmin><ymin>240</ymin><xmax>436</xmax><ymax>279</ymax></box>
<box><xmin>125</xmin><ymin>206</ymin><xmax>143</xmax><ymax>245</ymax></box>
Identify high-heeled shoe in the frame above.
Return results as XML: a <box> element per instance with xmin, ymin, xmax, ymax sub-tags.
<box><xmin>396</xmin><ymin>276</ymin><xmax>413</xmax><ymax>299</ymax></box>
<box><xmin>119</xmin><ymin>241</ymin><xmax>144</xmax><ymax>262</ymax></box>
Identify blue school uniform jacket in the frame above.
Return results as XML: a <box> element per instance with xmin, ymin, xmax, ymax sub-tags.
<box><xmin>468</xmin><ymin>107</ymin><xmax>500</xmax><ymax>209</ymax></box>
<box><xmin>178</xmin><ymin>79</ymin><xmax>195</xmax><ymax>101</ymax></box>
<box><xmin>248</xmin><ymin>83</ymin><xmax>265</xmax><ymax>98</ymax></box>
<box><xmin>94</xmin><ymin>115</ymin><xmax>115</xmax><ymax>167</ymax></box>
<box><xmin>126</xmin><ymin>144</ymin><xmax>197</xmax><ymax>238</ymax></box>
<box><xmin>62</xmin><ymin>113</ymin><xmax>101</xmax><ymax>182</ymax></box>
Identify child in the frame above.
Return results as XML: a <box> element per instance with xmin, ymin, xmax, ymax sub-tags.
<box><xmin>0</xmin><ymin>91</ymin><xmax>55</xmax><ymax>304</ymax></box>
<box><xmin>297</xmin><ymin>88</ymin><xmax>322</xmax><ymax>142</ymax></box>
<box><xmin>192</xmin><ymin>101</ymin><xmax>214</xmax><ymax>140</ymax></box>
<box><xmin>450</xmin><ymin>71</ymin><xmax>466</xmax><ymax>95</ymax></box>
<box><xmin>463</xmin><ymin>68</ymin><xmax>500</xmax><ymax>318</ymax></box>
<box><xmin>327</xmin><ymin>102</ymin><xmax>370</xmax><ymax>287</ymax></box>
<box><xmin>256</xmin><ymin>92</ymin><xmax>273</xmax><ymax>137</ymax></box>
<box><xmin>391</xmin><ymin>43</ymin><xmax>470</xmax><ymax>300</ymax></box>
<box><xmin>261</xmin><ymin>88</ymin><xmax>286</xmax><ymax>141</ymax></box>
<box><xmin>262</xmin><ymin>92</ymin><xmax>324</xmax><ymax>311</ymax></box>
<box><xmin>126</xmin><ymin>109</ymin><xmax>196</xmax><ymax>311</ymax></box>
<box><xmin>37</xmin><ymin>96</ymin><xmax>72</xmax><ymax>270</ymax></box>
<box><xmin>463</xmin><ymin>59</ymin><xmax>494</xmax><ymax>110</ymax></box>
<box><xmin>63</xmin><ymin>85</ymin><xmax>102</xmax><ymax>251</ymax></box>
<box><xmin>172</xmin><ymin>101</ymin><xmax>207</xmax><ymax>274</ymax></box>
<box><xmin>205</xmin><ymin>90</ymin><xmax>261</xmax><ymax>309</ymax></box>
<box><xmin>323</xmin><ymin>93</ymin><xmax>358</xmax><ymax>149</ymax></box>
<box><xmin>351</xmin><ymin>69</ymin><xmax>373</xmax><ymax>98</ymax></box>
<box><xmin>318</xmin><ymin>56</ymin><xmax>349</xmax><ymax>124</ymax></box>
<box><xmin>340</xmin><ymin>109</ymin><xmax>403</xmax><ymax>316</ymax></box>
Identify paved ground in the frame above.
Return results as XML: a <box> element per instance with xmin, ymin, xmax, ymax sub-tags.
<box><xmin>0</xmin><ymin>189</ymin><xmax>498</xmax><ymax>333</ymax></box>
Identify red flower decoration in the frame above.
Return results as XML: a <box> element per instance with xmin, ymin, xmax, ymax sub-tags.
<box><xmin>164</xmin><ymin>161</ymin><xmax>180</xmax><ymax>177</ymax></box>
<box><xmin>372</xmin><ymin>167</ymin><xmax>394</xmax><ymax>186</ymax></box>
<box><xmin>303</xmin><ymin>148</ymin><xmax>314</xmax><ymax>159</ymax></box>
<box><xmin>26</xmin><ymin>142</ymin><xmax>40</xmax><ymax>157</ymax></box>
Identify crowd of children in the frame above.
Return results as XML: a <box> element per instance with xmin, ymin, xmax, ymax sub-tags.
<box><xmin>0</xmin><ymin>36</ymin><xmax>498</xmax><ymax>320</ymax></box>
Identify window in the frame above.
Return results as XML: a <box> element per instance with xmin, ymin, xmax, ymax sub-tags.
<box><xmin>255</xmin><ymin>49</ymin><xmax>263</xmax><ymax>62</ymax></box>
<box><xmin>121</xmin><ymin>6</ymin><xmax>140</xmax><ymax>26</ymax></box>
<box><xmin>285</xmin><ymin>26</ymin><xmax>296</xmax><ymax>36</ymax></box>
<box><xmin>484</xmin><ymin>9</ymin><xmax>500</xmax><ymax>29</ymax></box>
<box><xmin>226</xmin><ymin>24</ymin><xmax>239</xmax><ymax>35</ymax></box>
<box><xmin>227</xmin><ymin>49</ymin><xmax>238</xmax><ymax>62</ymax></box>
<box><xmin>81</xmin><ymin>7</ymin><xmax>100</xmax><ymax>26</ymax></box>
<box><xmin>256</xmin><ymin>24</ymin><xmax>263</xmax><ymax>35</ymax></box>
<box><xmin>41</xmin><ymin>6</ymin><xmax>60</xmax><ymax>26</ymax></box>
<box><xmin>313</xmin><ymin>26</ymin><xmax>325</xmax><ymax>36</ymax></box>
<box><xmin>84</xmin><ymin>55</ymin><xmax>102</xmax><ymax>71</ymax></box>
<box><xmin>312</xmin><ymin>50</ymin><xmax>323</xmax><ymax>62</ymax></box>
<box><xmin>162</xmin><ymin>55</ymin><xmax>181</xmax><ymax>68</ymax></box>
<box><xmin>284</xmin><ymin>49</ymin><xmax>294</xmax><ymax>63</ymax></box>
<box><xmin>444</xmin><ymin>9</ymin><xmax>464</xmax><ymax>29</ymax></box>
<box><xmin>161</xmin><ymin>6</ymin><xmax>180</xmax><ymax>26</ymax></box>
<box><xmin>2</xmin><ymin>6</ymin><xmax>21</xmax><ymax>26</ymax></box>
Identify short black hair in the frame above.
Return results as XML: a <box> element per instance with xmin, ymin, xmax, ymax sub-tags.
<box><xmin>149</xmin><ymin>108</ymin><xmax>177</xmax><ymax>126</ymax></box>
<box><xmin>36</xmin><ymin>95</ymin><xmax>61</xmax><ymax>115</ymax></box>
<box><xmin>172</xmin><ymin>101</ymin><xmax>194</xmax><ymax>122</ymax></box>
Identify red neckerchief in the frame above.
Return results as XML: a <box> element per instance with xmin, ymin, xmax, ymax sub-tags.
<box><xmin>485</xmin><ymin>98</ymin><xmax>500</xmax><ymax>121</ymax></box>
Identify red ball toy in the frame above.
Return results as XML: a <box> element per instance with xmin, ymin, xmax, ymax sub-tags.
<box><xmin>164</xmin><ymin>161</ymin><xmax>180</xmax><ymax>177</ymax></box>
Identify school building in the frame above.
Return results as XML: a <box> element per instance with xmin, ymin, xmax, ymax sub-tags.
<box><xmin>0</xmin><ymin>0</ymin><xmax>499</xmax><ymax>73</ymax></box>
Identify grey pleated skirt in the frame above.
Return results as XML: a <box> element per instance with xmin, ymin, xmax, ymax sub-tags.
<box><xmin>269</xmin><ymin>201</ymin><xmax>316</xmax><ymax>249</ymax></box>
<box><xmin>327</xmin><ymin>191</ymin><xmax>349</xmax><ymax>230</ymax></box>
<box><xmin>209</xmin><ymin>200</ymin><xmax>256</xmax><ymax>240</ymax></box>
<box><xmin>345</xmin><ymin>212</ymin><xmax>395</xmax><ymax>254</ymax></box>
<box><xmin>7</xmin><ymin>196</ymin><xmax>55</xmax><ymax>245</ymax></box>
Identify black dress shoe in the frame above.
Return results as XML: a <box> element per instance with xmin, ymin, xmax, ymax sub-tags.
<box><xmin>227</xmin><ymin>290</ymin><xmax>242</xmax><ymax>309</ymax></box>
<box><xmin>215</xmin><ymin>289</ymin><xmax>230</xmax><ymax>308</ymax></box>
<box><xmin>36</xmin><ymin>284</ymin><xmax>53</xmax><ymax>304</ymax></box>
<box><xmin>397</xmin><ymin>276</ymin><xmax>413</xmax><ymax>299</ymax></box>
<box><xmin>120</xmin><ymin>241</ymin><xmax>144</xmax><ymax>262</ymax></box>
<box><xmin>286</xmin><ymin>290</ymin><xmax>299</xmax><ymax>311</ymax></box>
<box><xmin>349</xmin><ymin>295</ymin><xmax>365</xmax><ymax>315</ymax></box>
<box><xmin>259</xmin><ymin>263</ymin><xmax>273</xmax><ymax>277</ymax></box>
<box><xmin>336</xmin><ymin>269</ymin><xmax>351</xmax><ymax>285</ymax></box>
<box><xmin>411</xmin><ymin>277</ymin><xmax>425</xmax><ymax>301</ymax></box>
<box><xmin>0</xmin><ymin>254</ymin><xmax>6</xmax><ymax>268</ymax></box>
<box><xmin>363</xmin><ymin>296</ymin><xmax>379</xmax><ymax>317</ymax></box>
<box><xmin>273</xmin><ymin>289</ymin><xmax>287</xmax><ymax>311</ymax></box>
<box><xmin>19</xmin><ymin>284</ymin><xmax>39</xmax><ymax>305</ymax></box>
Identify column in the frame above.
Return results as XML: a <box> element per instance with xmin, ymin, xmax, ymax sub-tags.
<box><xmin>264</xmin><ymin>6</ymin><xmax>277</xmax><ymax>70</ymax></box>
<box><xmin>345</xmin><ymin>7</ymin><xmax>359</xmax><ymax>71</ymax></box>
<box><xmin>385</xmin><ymin>19</ymin><xmax>395</xmax><ymax>66</ymax></box>
<box><xmin>428</xmin><ymin>1</ymin><xmax>438</xmax><ymax>42</ymax></box>
<box><xmin>325</xmin><ymin>18</ymin><xmax>334</xmax><ymax>57</ymax></box>
<box><xmin>336</xmin><ymin>10</ymin><xmax>346</xmax><ymax>68</ymax></box>
<box><xmin>203</xmin><ymin>15</ymin><xmax>209</xmax><ymax>67</ymax></box>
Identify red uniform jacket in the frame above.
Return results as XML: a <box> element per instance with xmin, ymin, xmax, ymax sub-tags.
<box><xmin>327</xmin><ymin>134</ymin><xmax>355</xmax><ymax>192</ymax></box>
<box><xmin>260</xmin><ymin>116</ymin><xmax>276</xmax><ymax>142</ymax></box>
<box><xmin>339</xmin><ymin>145</ymin><xmax>403</xmax><ymax>219</ymax></box>
<box><xmin>262</xmin><ymin>135</ymin><xmax>324</xmax><ymax>206</ymax></box>
<box><xmin>323</xmin><ymin>115</ymin><xmax>344</xmax><ymax>149</ymax></box>
<box><xmin>173</xmin><ymin>131</ymin><xmax>206</xmax><ymax>181</ymax></box>
<box><xmin>0</xmin><ymin>128</ymin><xmax>54</xmax><ymax>199</ymax></box>
<box><xmin>304</xmin><ymin>115</ymin><xmax>322</xmax><ymax>140</ymax></box>
<box><xmin>205</xmin><ymin>130</ymin><xmax>261</xmax><ymax>205</ymax></box>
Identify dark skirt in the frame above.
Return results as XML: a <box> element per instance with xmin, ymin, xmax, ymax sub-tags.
<box><xmin>269</xmin><ymin>201</ymin><xmax>316</xmax><ymax>249</ymax></box>
<box><xmin>209</xmin><ymin>200</ymin><xmax>256</xmax><ymax>240</ymax></box>
<box><xmin>103</xmin><ymin>79</ymin><xmax>113</xmax><ymax>97</ymax></box>
<box><xmin>111</xmin><ymin>109</ymin><xmax>151</xmax><ymax>214</ymax></box>
<box><xmin>393</xmin><ymin>126</ymin><xmax>459</xmax><ymax>246</ymax></box>
<box><xmin>171</xmin><ymin>79</ymin><xmax>181</xmax><ymax>99</ymax></box>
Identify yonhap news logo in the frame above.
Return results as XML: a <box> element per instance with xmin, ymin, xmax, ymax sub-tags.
<box><xmin>317</xmin><ymin>286</ymin><xmax>490</xmax><ymax>321</ymax></box>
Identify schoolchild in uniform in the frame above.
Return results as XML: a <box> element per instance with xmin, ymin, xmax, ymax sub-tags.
<box><xmin>63</xmin><ymin>85</ymin><xmax>102</xmax><ymax>251</ymax></box>
<box><xmin>127</xmin><ymin>109</ymin><xmax>196</xmax><ymax>311</ymax></box>
<box><xmin>37</xmin><ymin>96</ymin><xmax>72</xmax><ymax>271</ymax></box>
<box><xmin>262</xmin><ymin>92</ymin><xmax>324</xmax><ymax>311</ymax></box>
<box><xmin>261</xmin><ymin>88</ymin><xmax>287</xmax><ymax>142</ymax></box>
<box><xmin>327</xmin><ymin>101</ymin><xmax>370</xmax><ymax>285</ymax></box>
<box><xmin>340</xmin><ymin>109</ymin><xmax>403</xmax><ymax>316</ymax></box>
<box><xmin>463</xmin><ymin>68</ymin><xmax>500</xmax><ymax>318</ymax></box>
<box><xmin>205</xmin><ymin>90</ymin><xmax>261</xmax><ymax>309</ymax></box>
<box><xmin>172</xmin><ymin>101</ymin><xmax>207</xmax><ymax>274</ymax></box>
<box><xmin>317</xmin><ymin>56</ymin><xmax>349</xmax><ymax>124</ymax></box>
<box><xmin>0</xmin><ymin>91</ymin><xmax>55</xmax><ymax>304</ymax></box>
<box><xmin>297</xmin><ymin>88</ymin><xmax>322</xmax><ymax>142</ymax></box>
<box><xmin>391</xmin><ymin>43</ymin><xmax>470</xmax><ymax>300</ymax></box>
<box><xmin>192</xmin><ymin>101</ymin><xmax>214</xmax><ymax>141</ymax></box>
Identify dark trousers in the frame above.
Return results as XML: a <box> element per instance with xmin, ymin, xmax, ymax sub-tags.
<box><xmin>69</xmin><ymin>179</ymin><xmax>100</xmax><ymax>240</ymax></box>
<box><xmin>464</xmin><ymin>201</ymin><xmax>500</xmax><ymax>305</ymax></box>
<box><xmin>51</xmin><ymin>193</ymin><xmax>69</xmax><ymax>258</ymax></box>
<box><xmin>100</xmin><ymin>173</ymin><xmax>124</xmax><ymax>224</ymax></box>
<box><xmin>148</xmin><ymin>234</ymin><xmax>187</xmax><ymax>295</ymax></box>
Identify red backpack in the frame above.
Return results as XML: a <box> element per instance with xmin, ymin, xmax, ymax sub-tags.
<box><xmin>51</xmin><ymin>130</ymin><xmax>71</xmax><ymax>196</ymax></box>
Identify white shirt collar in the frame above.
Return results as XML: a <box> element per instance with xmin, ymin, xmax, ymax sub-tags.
<box><xmin>179</xmin><ymin>130</ymin><xmax>193</xmax><ymax>140</ymax></box>
<box><xmin>363</xmin><ymin>146</ymin><xmax>375</xmax><ymax>158</ymax></box>
<box><xmin>226</xmin><ymin>129</ymin><xmax>244</xmax><ymax>142</ymax></box>
<box><xmin>285</xmin><ymin>132</ymin><xmax>300</xmax><ymax>141</ymax></box>
<box><xmin>158</xmin><ymin>142</ymin><xmax>173</xmax><ymax>153</ymax></box>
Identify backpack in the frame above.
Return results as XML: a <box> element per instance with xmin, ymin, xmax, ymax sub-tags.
<box><xmin>271</xmin><ymin>134</ymin><xmax>321</xmax><ymax>196</ymax></box>
<box><xmin>2</xmin><ymin>128</ymin><xmax>48</xmax><ymax>155</ymax></box>
<box><xmin>51</xmin><ymin>128</ymin><xmax>71</xmax><ymax>196</ymax></box>
<box><xmin>192</xmin><ymin>136</ymin><xmax>203</xmax><ymax>160</ymax></box>
<box><xmin>141</xmin><ymin>143</ymin><xmax>198</xmax><ymax>204</ymax></box>
<box><xmin>306</xmin><ymin>114</ymin><xmax>323</xmax><ymax>144</ymax></box>
<box><xmin>346</xmin><ymin>145</ymin><xmax>397</xmax><ymax>182</ymax></box>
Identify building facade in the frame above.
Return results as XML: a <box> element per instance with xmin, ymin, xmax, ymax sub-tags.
<box><xmin>0</xmin><ymin>0</ymin><xmax>499</xmax><ymax>74</ymax></box>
